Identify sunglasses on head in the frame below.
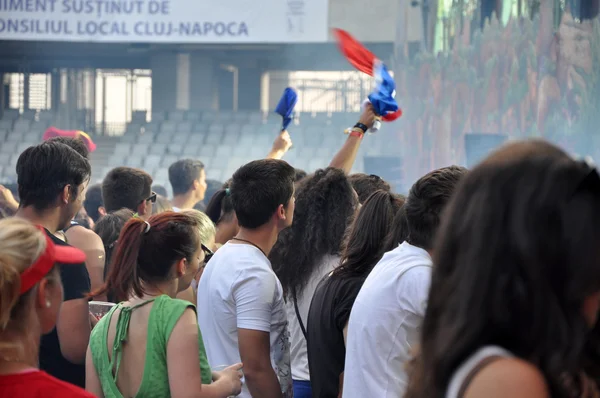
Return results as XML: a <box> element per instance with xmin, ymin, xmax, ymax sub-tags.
<box><xmin>201</xmin><ymin>243</ymin><xmax>214</xmax><ymax>266</ymax></box>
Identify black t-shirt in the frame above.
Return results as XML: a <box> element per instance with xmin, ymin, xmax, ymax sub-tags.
<box><xmin>307</xmin><ymin>273</ymin><xmax>365</xmax><ymax>398</ymax></box>
<box><xmin>39</xmin><ymin>230</ymin><xmax>91</xmax><ymax>388</ymax></box>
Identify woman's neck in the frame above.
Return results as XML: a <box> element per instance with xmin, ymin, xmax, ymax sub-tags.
<box><xmin>129</xmin><ymin>280</ymin><xmax>179</xmax><ymax>302</ymax></box>
<box><xmin>0</xmin><ymin>332</ymin><xmax>40</xmax><ymax>375</ymax></box>
<box><xmin>215</xmin><ymin>222</ymin><xmax>237</xmax><ymax>245</ymax></box>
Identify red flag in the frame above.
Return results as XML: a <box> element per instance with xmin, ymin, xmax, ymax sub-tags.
<box><xmin>43</xmin><ymin>127</ymin><xmax>97</xmax><ymax>152</ymax></box>
<box><xmin>333</xmin><ymin>29</ymin><xmax>378</xmax><ymax>76</ymax></box>
<box><xmin>382</xmin><ymin>110</ymin><xmax>402</xmax><ymax>122</ymax></box>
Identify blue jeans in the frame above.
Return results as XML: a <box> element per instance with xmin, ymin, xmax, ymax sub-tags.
<box><xmin>293</xmin><ymin>380</ymin><xmax>312</xmax><ymax>398</ymax></box>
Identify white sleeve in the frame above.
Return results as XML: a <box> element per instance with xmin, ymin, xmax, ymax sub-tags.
<box><xmin>399</xmin><ymin>266</ymin><xmax>432</xmax><ymax>316</ymax></box>
<box><xmin>232</xmin><ymin>264</ymin><xmax>277</xmax><ymax>332</ymax></box>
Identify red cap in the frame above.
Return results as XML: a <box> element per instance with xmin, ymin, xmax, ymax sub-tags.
<box><xmin>19</xmin><ymin>228</ymin><xmax>87</xmax><ymax>294</ymax></box>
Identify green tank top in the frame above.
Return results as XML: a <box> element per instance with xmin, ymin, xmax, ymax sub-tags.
<box><xmin>89</xmin><ymin>295</ymin><xmax>212</xmax><ymax>398</ymax></box>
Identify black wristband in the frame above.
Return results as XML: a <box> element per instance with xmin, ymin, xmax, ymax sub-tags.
<box><xmin>354</xmin><ymin>123</ymin><xmax>368</xmax><ymax>133</ymax></box>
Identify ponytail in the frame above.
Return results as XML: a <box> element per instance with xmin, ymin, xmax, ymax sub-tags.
<box><xmin>92</xmin><ymin>218</ymin><xmax>147</xmax><ymax>302</ymax></box>
<box><xmin>205</xmin><ymin>186</ymin><xmax>234</xmax><ymax>225</ymax></box>
<box><xmin>205</xmin><ymin>189</ymin><xmax>226</xmax><ymax>224</ymax></box>
<box><xmin>383</xmin><ymin>205</ymin><xmax>409</xmax><ymax>253</ymax></box>
<box><xmin>91</xmin><ymin>211</ymin><xmax>201</xmax><ymax>302</ymax></box>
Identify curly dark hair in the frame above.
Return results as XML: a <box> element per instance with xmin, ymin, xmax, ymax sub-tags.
<box><xmin>270</xmin><ymin>167</ymin><xmax>358</xmax><ymax>300</ymax></box>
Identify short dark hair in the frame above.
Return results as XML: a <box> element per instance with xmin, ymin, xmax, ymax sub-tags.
<box><xmin>404</xmin><ymin>166</ymin><xmax>467</xmax><ymax>250</ymax></box>
<box><xmin>294</xmin><ymin>168</ymin><xmax>307</xmax><ymax>182</ymax></box>
<box><xmin>230</xmin><ymin>159</ymin><xmax>296</xmax><ymax>229</ymax></box>
<box><xmin>168</xmin><ymin>159</ymin><xmax>205</xmax><ymax>196</ymax></box>
<box><xmin>102</xmin><ymin>167</ymin><xmax>153</xmax><ymax>213</ymax></box>
<box><xmin>17</xmin><ymin>141</ymin><xmax>91</xmax><ymax>210</ymax></box>
<box><xmin>152</xmin><ymin>184</ymin><xmax>168</xmax><ymax>198</ymax></box>
<box><xmin>47</xmin><ymin>136</ymin><xmax>90</xmax><ymax>159</ymax></box>
<box><xmin>348</xmin><ymin>173</ymin><xmax>392</xmax><ymax>203</ymax></box>
<box><xmin>84</xmin><ymin>184</ymin><xmax>103</xmax><ymax>222</ymax></box>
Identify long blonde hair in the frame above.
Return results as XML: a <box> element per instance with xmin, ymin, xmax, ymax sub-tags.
<box><xmin>0</xmin><ymin>218</ymin><xmax>47</xmax><ymax>330</ymax></box>
<box><xmin>180</xmin><ymin>209</ymin><xmax>216</xmax><ymax>245</ymax></box>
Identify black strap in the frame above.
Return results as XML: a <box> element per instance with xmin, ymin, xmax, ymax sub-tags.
<box><xmin>292</xmin><ymin>289</ymin><xmax>307</xmax><ymax>339</ymax></box>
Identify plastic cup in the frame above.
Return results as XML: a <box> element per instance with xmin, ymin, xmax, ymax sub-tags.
<box><xmin>89</xmin><ymin>301</ymin><xmax>116</xmax><ymax>320</ymax></box>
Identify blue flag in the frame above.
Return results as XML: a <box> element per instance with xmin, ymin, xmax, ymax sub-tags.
<box><xmin>275</xmin><ymin>87</ymin><xmax>298</xmax><ymax>131</ymax></box>
<box><xmin>368</xmin><ymin>63</ymin><xmax>399</xmax><ymax>119</ymax></box>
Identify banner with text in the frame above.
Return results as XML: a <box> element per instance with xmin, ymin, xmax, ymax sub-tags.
<box><xmin>0</xmin><ymin>0</ymin><xmax>327</xmax><ymax>43</ymax></box>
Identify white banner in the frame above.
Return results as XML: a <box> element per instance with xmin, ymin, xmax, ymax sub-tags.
<box><xmin>0</xmin><ymin>0</ymin><xmax>328</xmax><ymax>43</ymax></box>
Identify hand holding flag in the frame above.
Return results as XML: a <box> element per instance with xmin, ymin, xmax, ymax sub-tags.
<box><xmin>333</xmin><ymin>29</ymin><xmax>402</xmax><ymax>132</ymax></box>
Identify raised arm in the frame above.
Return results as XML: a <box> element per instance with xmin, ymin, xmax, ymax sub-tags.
<box><xmin>329</xmin><ymin>105</ymin><xmax>376</xmax><ymax>174</ymax></box>
<box><xmin>0</xmin><ymin>185</ymin><xmax>19</xmax><ymax>215</ymax></box>
<box><xmin>266</xmin><ymin>130</ymin><xmax>293</xmax><ymax>160</ymax></box>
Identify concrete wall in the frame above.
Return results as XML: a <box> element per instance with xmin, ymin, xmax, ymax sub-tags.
<box><xmin>328</xmin><ymin>0</ymin><xmax>424</xmax><ymax>43</ymax></box>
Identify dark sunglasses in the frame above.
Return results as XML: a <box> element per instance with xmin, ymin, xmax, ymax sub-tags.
<box><xmin>142</xmin><ymin>192</ymin><xmax>157</xmax><ymax>204</ymax></box>
<box><xmin>201</xmin><ymin>243</ymin><xmax>214</xmax><ymax>266</ymax></box>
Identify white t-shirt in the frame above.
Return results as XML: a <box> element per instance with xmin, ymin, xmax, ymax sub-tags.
<box><xmin>197</xmin><ymin>242</ymin><xmax>293</xmax><ymax>398</ymax></box>
<box><xmin>171</xmin><ymin>206</ymin><xmax>181</xmax><ymax>212</ymax></box>
<box><xmin>342</xmin><ymin>241</ymin><xmax>432</xmax><ymax>398</ymax></box>
<box><xmin>286</xmin><ymin>254</ymin><xmax>339</xmax><ymax>381</ymax></box>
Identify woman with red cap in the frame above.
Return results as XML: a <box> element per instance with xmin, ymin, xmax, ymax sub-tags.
<box><xmin>0</xmin><ymin>218</ymin><xmax>94</xmax><ymax>397</ymax></box>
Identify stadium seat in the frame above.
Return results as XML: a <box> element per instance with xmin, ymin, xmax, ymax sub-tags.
<box><xmin>167</xmin><ymin>144</ymin><xmax>184</xmax><ymax>155</ymax></box>
<box><xmin>171</xmin><ymin>134</ymin><xmax>190</xmax><ymax>145</ymax></box>
<box><xmin>168</xmin><ymin>110</ymin><xmax>185</xmax><ymax>122</ymax></box>
<box><xmin>161</xmin><ymin>155</ymin><xmax>179</xmax><ymax>168</ymax></box>
<box><xmin>138</xmin><ymin>134</ymin><xmax>155</xmax><ymax>144</ymax></box>
<box><xmin>177</xmin><ymin>121</ymin><xmax>193</xmax><ymax>134</ymax></box>
<box><xmin>182</xmin><ymin>145</ymin><xmax>200</xmax><ymax>156</ymax></box>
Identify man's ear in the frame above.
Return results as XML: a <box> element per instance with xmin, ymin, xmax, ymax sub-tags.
<box><xmin>277</xmin><ymin>204</ymin><xmax>286</xmax><ymax>220</ymax></box>
<box><xmin>61</xmin><ymin>185</ymin><xmax>71</xmax><ymax>205</ymax></box>
<box><xmin>98</xmin><ymin>206</ymin><xmax>107</xmax><ymax>217</ymax></box>
<box><xmin>176</xmin><ymin>258</ymin><xmax>187</xmax><ymax>277</ymax></box>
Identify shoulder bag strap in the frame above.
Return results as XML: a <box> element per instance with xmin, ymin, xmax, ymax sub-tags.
<box><xmin>292</xmin><ymin>288</ymin><xmax>308</xmax><ymax>339</ymax></box>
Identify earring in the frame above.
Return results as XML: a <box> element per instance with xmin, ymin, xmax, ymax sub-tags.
<box><xmin>45</xmin><ymin>301</ymin><xmax>51</xmax><ymax>308</ymax></box>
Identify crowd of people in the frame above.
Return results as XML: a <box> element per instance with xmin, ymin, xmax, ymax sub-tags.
<box><xmin>1</xmin><ymin>103</ymin><xmax>600</xmax><ymax>398</ymax></box>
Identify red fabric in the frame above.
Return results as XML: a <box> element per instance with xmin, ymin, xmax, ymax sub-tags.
<box><xmin>0</xmin><ymin>370</ymin><xmax>94</xmax><ymax>398</ymax></box>
<box><xmin>333</xmin><ymin>29</ymin><xmax>377</xmax><ymax>75</ymax></box>
<box><xmin>382</xmin><ymin>110</ymin><xmax>403</xmax><ymax>122</ymax></box>
<box><xmin>43</xmin><ymin>127</ymin><xmax>97</xmax><ymax>152</ymax></box>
